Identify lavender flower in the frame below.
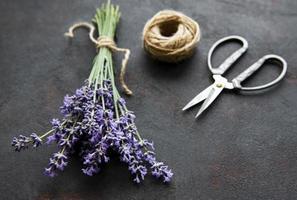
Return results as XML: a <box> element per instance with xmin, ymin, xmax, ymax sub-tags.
<box><xmin>11</xmin><ymin>135</ymin><xmax>31</xmax><ymax>151</ymax></box>
<box><xmin>30</xmin><ymin>133</ymin><xmax>42</xmax><ymax>148</ymax></box>
<box><xmin>12</xmin><ymin>80</ymin><xmax>173</xmax><ymax>183</ymax></box>
<box><xmin>151</xmin><ymin>162</ymin><xmax>173</xmax><ymax>183</ymax></box>
<box><xmin>51</xmin><ymin>118</ymin><xmax>60</xmax><ymax>128</ymax></box>
<box><xmin>11</xmin><ymin>1</ymin><xmax>173</xmax><ymax>184</ymax></box>
<box><xmin>44</xmin><ymin>152</ymin><xmax>68</xmax><ymax>177</ymax></box>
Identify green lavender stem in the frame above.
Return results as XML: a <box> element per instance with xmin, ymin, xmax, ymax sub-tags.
<box><xmin>88</xmin><ymin>1</ymin><xmax>121</xmax><ymax>119</ymax></box>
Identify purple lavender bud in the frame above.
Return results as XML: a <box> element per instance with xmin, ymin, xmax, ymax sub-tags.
<box><xmin>83</xmin><ymin>157</ymin><xmax>92</xmax><ymax>165</ymax></box>
<box><xmin>75</xmin><ymin>88</ymin><xmax>84</xmax><ymax>97</ymax></box>
<box><xmin>142</xmin><ymin>139</ymin><xmax>154</xmax><ymax>150</ymax></box>
<box><xmin>143</xmin><ymin>151</ymin><xmax>156</xmax><ymax>165</ymax></box>
<box><xmin>71</xmin><ymin>135</ymin><xmax>79</xmax><ymax>144</ymax></box>
<box><xmin>53</xmin><ymin>152</ymin><xmax>68</xmax><ymax>170</ymax></box>
<box><xmin>63</xmin><ymin>95</ymin><xmax>73</xmax><ymax>107</ymax></box>
<box><xmin>119</xmin><ymin>116</ymin><xmax>128</xmax><ymax>124</ymax></box>
<box><xmin>108</xmin><ymin>120</ymin><xmax>118</xmax><ymax>130</ymax></box>
<box><xmin>30</xmin><ymin>133</ymin><xmax>42</xmax><ymax>148</ymax></box>
<box><xmin>44</xmin><ymin>152</ymin><xmax>68</xmax><ymax>177</ymax></box>
<box><xmin>97</xmin><ymin>88</ymin><xmax>105</xmax><ymax>96</ymax></box>
<box><xmin>118</xmin><ymin>98</ymin><xmax>126</xmax><ymax>107</ymax></box>
<box><xmin>82</xmin><ymin>165</ymin><xmax>99</xmax><ymax>176</ymax></box>
<box><xmin>11</xmin><ymin>135</ymin><xmax>31</xmax><ymax>151</ymax></box>
<box><xmin>134</xmin><ymin>149</ymin><xmax>144</xmax><ymax>160</ymax></box>
<box><xmin>95</xmin><ymin>109</ymin><xmax>104</xmax><ymax>120</ymax></box>
<box><xmin>138</xmin><ymin>165</ymin><xmax>147</xmax><ymax>179</ymax></box>
<box><xmin>59</xmin><ymin>138</ymin><xmax>71</xmax><ymax>147</ymax></box>
<box><xmin>56</xmin><ymin>159</ymin><xmax>68</xmax><ymax>170</ymax></box>
<box><xmin>126</xmin><ymin>111</ymin><xmax>136</xmax><ymax>121</ymax></box>
<box><xmin>120</xmin><ymin>147</ymin><xmax>132</xmax><ymax>162</ymax></box>
<box><xmin>51</xmin><ymin>118</ymin><xmax>60</xmax><ymax>128</ymax></box>
<box><xmin>129</xmin><ymin>162</ymin><xmax>147</xmax><ymax>183</ymax></box>
<box><xmin>105</xmin><ymin>110</ymin><xmax>114</xmax><ymax>119</ymax></box>
<box><xmin>46</xmin><ymin>134</ymin><xmax>57</xmax><ymax>144</ymax></box>
<box><xmin>44</xmin><ymin>166</ymin><xmax>56</xmax><ymax>177</ymax></box>
<box><xmin>151</xmin><ymin>162</ymin><xmax>173</xmax><ymax>183</ymax></box>
<box><xmin>54</xmin><ymin>152</ymin><xmax>67</xmax><ymax>160</ymax></box>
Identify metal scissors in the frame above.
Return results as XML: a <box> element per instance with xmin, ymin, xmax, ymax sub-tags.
<box><xmin>182</xmin><ymin>35</ymin><xmax>287</xmax><ymax>118</ymax></box>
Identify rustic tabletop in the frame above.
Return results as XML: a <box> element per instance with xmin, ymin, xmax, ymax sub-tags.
<box><xmin>1</xmin><ymin>0</ymin><xmax>297</xmax><ymax>199</ymax></box>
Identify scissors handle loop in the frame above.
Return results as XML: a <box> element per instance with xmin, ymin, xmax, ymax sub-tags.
<box><xmin>232</xmin><ymin>54</ymin><xmax>287</xmax><ymax>91</ymax></box>
<box><xmin>208</xmin><ymin>35</ymin><xmax>248</xmax><ymax>75</ymax></box>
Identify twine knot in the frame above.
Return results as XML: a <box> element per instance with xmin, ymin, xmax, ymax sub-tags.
<box><xmin>142</xmin><ymin>10</ymin><xmax>201</xmax><ymax>63</ymax></box>
<box><xmin>65</xmin><ymin>22</ymin><xmax>132</xmax><ymax>95</ymax></box>
<box><xmin>96</xmin><ymin>36</ymin><xmax>116</xmax><ymax>49</ymax></box>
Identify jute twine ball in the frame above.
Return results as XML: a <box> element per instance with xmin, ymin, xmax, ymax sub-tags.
<box><xmin>142</xmin><ymin>10</ymin><xmax>201</xmax><ymax>63</ymax></box>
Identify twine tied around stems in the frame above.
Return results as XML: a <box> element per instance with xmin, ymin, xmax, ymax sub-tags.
<box><xmin>65</xmin><ymin>22</ymin><xmax>132</xmax><ymax>95</ymax></box>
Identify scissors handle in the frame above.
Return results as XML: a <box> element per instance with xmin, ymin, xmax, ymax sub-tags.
<box><xmin>208</xmin><ymin>35</ymin><xmax>248</xmax><ymax>75</ymax></box>
<box><xmin>232</xmin><ymin>55</ymin><xmax>287</xmax><ymax>91</ymax></box>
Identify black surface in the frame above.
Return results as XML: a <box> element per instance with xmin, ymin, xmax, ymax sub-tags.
<box><xmin>1</xmin><ymin>0</ymin><xmax>297</xmax><ymax>199</ymax></box>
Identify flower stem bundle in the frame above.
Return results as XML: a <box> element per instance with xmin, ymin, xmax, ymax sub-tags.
<box><xmin>12</xmin><ymin>1</ymin><xmax>172</xmax><ymax>183</ymax></box>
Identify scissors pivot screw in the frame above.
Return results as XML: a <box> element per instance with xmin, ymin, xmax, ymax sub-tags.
<box><xmin>216</xmin><ymin>83</ymin><xmax>223</xmax><ymax>88</ymax></box>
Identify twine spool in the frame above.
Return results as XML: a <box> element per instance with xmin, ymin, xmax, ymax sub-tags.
<box><xmin>142</xmin><ymin>10</ymin><xmax>201</xmax><ymax>63</ymax></box>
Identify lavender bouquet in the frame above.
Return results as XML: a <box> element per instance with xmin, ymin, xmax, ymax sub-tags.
<box><xmin>12</xmin><ymin>1</ymin><xmax>172</xmax><ymax>183</ymax></box>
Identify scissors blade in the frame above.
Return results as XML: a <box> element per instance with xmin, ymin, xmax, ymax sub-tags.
<box><xmin>182</xmin><ymin>85</ymin><xmax>213</xmax><ymax>111</ymax></box>
<box><xmin>195</xmin><ymin>85</ymin><xmax>224</xmax><ymax>118</ymax></box>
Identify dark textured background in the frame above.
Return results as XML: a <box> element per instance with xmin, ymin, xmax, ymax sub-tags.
<box><xmin>1</xmin><ymin>0</ymin><xmax>297</xmax><ymax>199</ymax></box>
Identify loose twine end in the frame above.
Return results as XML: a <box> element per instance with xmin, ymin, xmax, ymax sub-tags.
<box><xmin>64</xmin><ymin>32</ymin><xmax>74</xmax><ymax>38</ymax></box>
<box><xmin>65</xmin><ymin>22</ymin><xmax>133</xmax><ymax>95</ymax></box>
